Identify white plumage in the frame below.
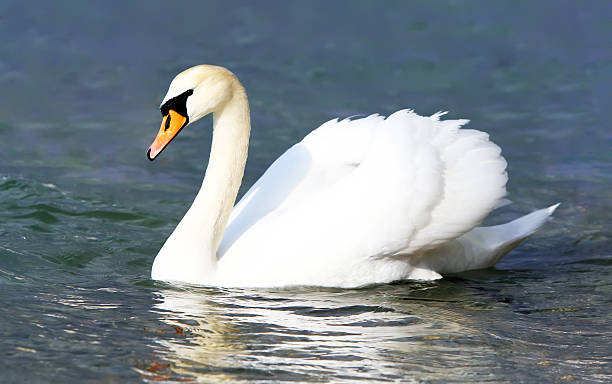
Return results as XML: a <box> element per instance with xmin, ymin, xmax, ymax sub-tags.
<box><xmin>148</xmin><ymin>65</ymin><xmax>557</xmax><ymax>288</ymax></box>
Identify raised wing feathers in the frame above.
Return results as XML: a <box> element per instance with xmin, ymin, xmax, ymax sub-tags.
<box><xmin>219</xmin><ymin>110</ymin><xmax>508</xmax><ymax>276</ymax></box>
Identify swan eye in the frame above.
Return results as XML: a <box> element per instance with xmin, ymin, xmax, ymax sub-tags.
<box><xmin>160</xmin><ymin>89</ymin><xmax>194</xmax><ymax>117</ymax></box>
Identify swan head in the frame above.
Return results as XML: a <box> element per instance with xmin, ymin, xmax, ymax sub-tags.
<box><xmin>147</xmin><ymin>65</ymin><xmax>237</xmax><ymax>160</ymax></box>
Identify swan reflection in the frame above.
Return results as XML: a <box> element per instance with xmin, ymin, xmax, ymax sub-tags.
<box><xmin>146</xmin><ymin>283</ymin><xmax>499</xmax><ymax>382</ymax></box>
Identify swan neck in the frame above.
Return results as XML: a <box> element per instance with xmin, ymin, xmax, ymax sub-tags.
<box><xmin>195</xmin><ymin>83</ymin><xmax>250</xmax><ymax>260</ymax></box>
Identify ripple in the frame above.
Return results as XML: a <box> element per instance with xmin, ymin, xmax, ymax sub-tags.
<box><xmin>281</xmin><ymin>304</ymin><xmax>396</xmax><ymax>317</ymax></box>
<box><xmin>1</xmin><ymin>1</ymin><xmax>611</xmax><ymax>382</ymax></box>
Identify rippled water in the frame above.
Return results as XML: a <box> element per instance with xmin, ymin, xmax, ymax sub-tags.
<box><xmin>1</xmin><ymin>1</ymin><xmax>611</xmax><ymax>382</ymax></box>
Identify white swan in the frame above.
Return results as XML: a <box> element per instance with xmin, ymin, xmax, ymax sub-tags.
<box><xmin>147</xmin><ymin>65</ymin><xmax>557</xmax><ymax>288</ymax></box>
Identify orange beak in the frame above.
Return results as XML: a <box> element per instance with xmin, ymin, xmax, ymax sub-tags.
<box><xmin>147</xmin><ymin>110</ymin><xmax>188</xmax><ymax>161</ymax></box>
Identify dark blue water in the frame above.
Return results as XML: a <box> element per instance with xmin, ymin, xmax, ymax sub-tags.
<box><xmin>1</xmin><ymin>1</ymin><xmax>610</xmax><ymax>382</ymax></box>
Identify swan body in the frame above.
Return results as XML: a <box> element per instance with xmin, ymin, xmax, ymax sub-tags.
<box><xmin>148</xmin><ymin>65</ymin><xmax>557</xmax><ymax>288</ymax></box>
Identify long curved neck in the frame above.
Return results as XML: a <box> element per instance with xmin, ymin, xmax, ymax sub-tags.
<box><xmin>152</xmin><ymin>82</ymin><xmax>250</xmax><ymax>284</ymax></box>
<box><xmin>197</xmin><ymin>84</ymin><xmax>250</xmax><ymax>257</ymax></box>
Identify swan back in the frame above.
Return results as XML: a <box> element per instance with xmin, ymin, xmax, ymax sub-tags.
<box><xmin>216</xmin><ymin>110</ymin><xmax>508</xmax><ymax>287</ymax></box>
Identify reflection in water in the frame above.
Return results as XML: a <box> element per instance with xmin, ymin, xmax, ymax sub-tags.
<box><xmin>0</xmin><ymin>0</ymin><xmax>609</xmax><ymax>381</ymax></box>
<box><xmin>149</xmin><ymin>288</ymin><xmax>246</xmax><ymax>382</ymax></box>
<box><xmin>149</xmin><ymin>284</ymin><xmax>500</xmax><ymax>382</ymax></box>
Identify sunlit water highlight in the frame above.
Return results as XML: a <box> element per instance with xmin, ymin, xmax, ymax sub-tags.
<box><xmin>1</xmin><ymin>1</ymin><xmax>610</xmax><ymax>382</ymax></box>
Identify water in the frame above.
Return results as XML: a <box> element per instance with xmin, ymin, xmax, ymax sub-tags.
<box><xmin>1</xmin><ymin>0</ymin><xmax>610</xmax><ymax>382</ymax></box>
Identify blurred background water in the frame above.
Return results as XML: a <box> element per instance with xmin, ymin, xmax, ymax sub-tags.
<box><xmin>0</xmin><ymin>0</ymin><xmax>610</xmax><ymax>382</ymax></box>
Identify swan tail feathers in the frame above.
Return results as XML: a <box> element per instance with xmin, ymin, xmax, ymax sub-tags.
<box><xmin>484</xmin><ymin>203</ymin><xmax>559</xmax><ymax>250</ymax></box>
<box><xmin>460</xmin><ymin>203</ymin><xmax>560</xmax><ymax>270</ymax></box>
<box><xmin>419</xmin><ymin>204</ymin><xmax>559</xmax><ymax>275</ymax></box>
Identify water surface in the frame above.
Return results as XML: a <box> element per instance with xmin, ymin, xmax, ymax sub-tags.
<box><xmin>1</xmin><ymin>1</ymin><xmax>610</xmax><ymax>382</ymax></box>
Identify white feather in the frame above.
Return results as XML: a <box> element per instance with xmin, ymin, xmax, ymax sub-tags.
<box><xmin>150</xmin><ymin>65</ymin><xmax>557</xmax><ymax>288</ymax></box>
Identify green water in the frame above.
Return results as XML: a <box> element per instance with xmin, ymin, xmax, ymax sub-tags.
<box><xmin>1</xmin><ymin>1</ymin><xmax>610</xmax><ymax>382</ymax></box>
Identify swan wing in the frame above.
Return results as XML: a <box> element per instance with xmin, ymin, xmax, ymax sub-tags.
<box><xmin>218</xmin><ymin>110</ymin><xmax>508</xmax><ymax>286</ymax></box>
<box><xmin>218</xmin><ymin>114</ymin><xmax>382</xmax><ymax>256</ymax></box>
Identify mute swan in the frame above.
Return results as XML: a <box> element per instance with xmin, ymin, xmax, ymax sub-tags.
<box><xmin>147</xmin><ymin>65</ymin><xmax>557</xmax><ymax>288</ymax></box>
